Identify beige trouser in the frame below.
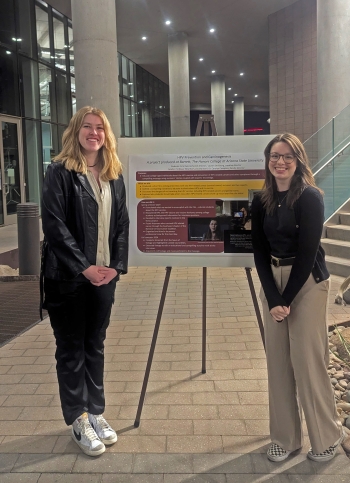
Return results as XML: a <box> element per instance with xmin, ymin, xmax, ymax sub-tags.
<box><xmin>260</xmin><ymin>265</ymin><xmax>341</xmax><ymax>454</ymax></box>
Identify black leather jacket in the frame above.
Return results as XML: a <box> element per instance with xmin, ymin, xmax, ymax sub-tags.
<box><xmin>41</xmin><ymin>162</ymin><xmax>129</xmax><ymax>282</ymax></box>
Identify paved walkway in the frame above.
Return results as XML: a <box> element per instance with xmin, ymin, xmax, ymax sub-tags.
<box><xmin>1</xmin><ymin>264</ymin><xmax>350</xmax><ymax>481</ymax></box>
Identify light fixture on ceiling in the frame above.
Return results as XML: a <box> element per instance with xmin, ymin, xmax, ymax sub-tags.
<box><xmin>234</xmin><ymin>93</ymin><xmax>238</xmax><ymax>96</ymax></box>
<box><xmin>165</xmin><ymin>20</ymin><xmax>171</xmax><ymax>25</ymax></box>
<box><xmin>231</xmin><ymin>101</ymin><xmax>234</xmax><ymax>103</ymax></box>
<box><xmin>240</xmin><ymin>72</ymin><xmax>244</xmax><ymax>76</ymax></box>
<box><xmin>199</xmin><ymin>58</ymin><xmax>204</xmax><ymax>61</ymax></box>
<box><xmin>209</xmin><ymin>28</ymin><xmax>215</xmax><ymax>33</ymax></box>
<box><xmin>254</xmin><ymin>95</ymin><xmax>258</xmax><ymax>97</ymax></box>
<box><xmin>228</xmin><ymin>88</ymin><xmax>231</xmax><ymax>91</ymax></box>
<box><xmin>211</xmin><ymin>70</ymin><xmax>216</xmax><ymax>74</ymax></box>
<box><xmin>142</xmin><ymin>36</ymin><xmax>147</xmax><ymax>41</ymax></box>
<box><xmin>192</xmin><ymin>77</ymin><xmax>197</xmax><ymax>80</ymax></box>
<box><xmin>6</xmin><ymin>50</ymin><xmax>11</xmax><ymax>54</ymax></box>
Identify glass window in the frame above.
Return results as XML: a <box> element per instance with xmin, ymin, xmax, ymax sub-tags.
<box><xmin>20</xmin><ymin>56</ymin><xmax>40</xmax><ymax>119</ymax></box>
<box><xmin>71</xmin><ymin>76</ymin><xmax>76</xmax><ymax>114</ymax></box>
<box><xmin>53</xmin><ymin>14</ymin><xmax>66</xmax><ymax>70</ymax></box>
<box><xmin>36</xmin><ymin>4</ymin><xmax>51</xmax><ymax>63</ymax></box>
<box><xmin>42</xmin><ymin>122</ymin><xmax>58</xmax><ymax>173</ymax></box>
<box><xmin>38</xmin><ymin>64</ymin><xmax>55</xmax><ymax>121</ymax></box>
<box><xmin>122</xmin><ymin>55</ymin><xmax>128</xmax><ymax>97</ymax></box>
<box><xmin>23</xmin><ymin>119</ymin><xmax>43</xmax><ymax>204</ymax></box>
<box><xmin>0</xmin><ymin>0</ymin><xmax>16</xmax><ymax>49</ymax></box>
<box><xmin>0</xmin><ymin>47</ymin><xmax>20</xmax><ymax>116</ymax></box>
<box><xmin>15</xmin><ymin>0</ymin><xmax>36</xmax><ymax>58</ymax></box>
<box><xmin>68</xmin><ymin>24</ymin><xmax>74</xmax><ymax>74</ymax></box>
<box><xmin>56</xmin><ymin>72</ymin><xmax>70</xmax><ymax>124</ymax></box>
<box><xmin>123</xmin><ymin>98</ymin><xmax>131</xmax><ymax>137</ymax></box>
<box><xmin>129</xmin><ymin>61</ymin><xmax>135</xmax><ymax>100</ymax></box>
<box><xmin>131</xmin><ymin>102</ymin><xmax>137</xmax><ymax>137</ymax></box>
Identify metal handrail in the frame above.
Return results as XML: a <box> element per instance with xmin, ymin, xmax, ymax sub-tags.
<box><xmin>313</xmin><ymin>140</ymin><xmax>350</xmax><ymax>177</ymax></box>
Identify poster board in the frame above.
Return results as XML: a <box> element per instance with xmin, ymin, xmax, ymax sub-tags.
<box><xmin>118</xmin><ymin>135</ymin><xmax>274</xmax><ymax>267</ymax></box>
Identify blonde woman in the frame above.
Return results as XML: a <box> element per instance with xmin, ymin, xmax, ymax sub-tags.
<box><xmin>41</xmin><ymin>106</ymin><xmax>129</xmax><ymax>456</ymax></box>
<box><xmin>251</xmin><ymin>133</ymin><xmax>343</xmax><ymax>463</ymax></box>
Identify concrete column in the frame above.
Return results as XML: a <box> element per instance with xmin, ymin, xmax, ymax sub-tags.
<box><xmin>233</xmin><ymin>97</ymin><xmax>244</xmax><ymax>135</ymax></box>
<box><xmin>317</xmin><ymin>0</ymin><xmax>350</xmax><ymax>129</ymax></box>
<box><xmin>71</xmin><ymin>0</ymin><xmax>120</xmax><ymax>138</ymax></box>
<box><xmin>211</xmin><ymin>75</ymin><xmax>226</xmax><ymax>135</ymax></box>
<box><xmin>168</xmin><ymin>32</ymin><xmax>190</xmax><ymax>137</ymax></box>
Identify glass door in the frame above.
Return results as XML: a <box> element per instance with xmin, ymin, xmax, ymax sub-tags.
<box><xmin>0</xmin><ymin>116</ymin><xmax>25</xmax><ymax>225</ymax></box>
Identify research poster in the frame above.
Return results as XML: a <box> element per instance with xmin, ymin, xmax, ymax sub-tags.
<box><xmin>128</xmin><ymin>153</ymin><xmax>265</xmax><ymax>257</ymax></box>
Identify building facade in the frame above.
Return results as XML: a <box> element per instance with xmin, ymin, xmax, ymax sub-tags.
<box><xmin>0</xmin><ymin>0</ymin><xmax>169</xmax><ymax>226</ymax></box>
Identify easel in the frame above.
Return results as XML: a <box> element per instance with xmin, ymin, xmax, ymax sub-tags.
<box><xmin>133</xmin><ymin>114</ymin><xmax>265</xmax><ymax>427</ymax></box>
<box><xmin>134</xmin><ymin>266</ymin><xmax>265</xmax><ymax>427</ymax></box>
<box><xmin>195</xmin><ymin>114</ymin><xmax>218</xmax><ymax>136</ymax></box>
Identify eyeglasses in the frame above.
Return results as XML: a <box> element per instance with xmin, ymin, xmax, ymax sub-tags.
<box><xmin>269</xmin><ymin>153</ymin><xmax>295</xmax><ymax>164</ymax></box>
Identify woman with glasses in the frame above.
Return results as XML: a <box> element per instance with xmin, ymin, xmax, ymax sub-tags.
<box><xmin>251</xmin><ymin>133</ymin><xmax>343</xmax><ymax>463</ymax></box>
<box><xmin>41</xmin><ymin>106</ymin><xmax>129</xmax><ymax>457</ymax></box>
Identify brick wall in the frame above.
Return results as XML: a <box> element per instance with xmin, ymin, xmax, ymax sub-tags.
<box><xmin>269</xmin><ymin>0</ymin><xmax>317</xmax><ymax>142</ymax></box>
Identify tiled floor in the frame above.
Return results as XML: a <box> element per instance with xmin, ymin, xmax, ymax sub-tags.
<box><xmin>0</xmin><ymin>265</ymin><xmax>350</xmax><ymax>481</ymax></box>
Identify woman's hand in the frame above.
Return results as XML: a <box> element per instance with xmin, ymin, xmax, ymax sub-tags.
<box><xmin>82</xmin><ymin>265</ymin><xmax>106</xmax><ymax>284</ymax></box>
<box><xmin>270</xmin><ymin>305</ymin><xmax>290</xmax><ymax>322</ymax></box>
<box><xmin>91</xmin><ymin>267</ymin><xmax>118</xmax><ymax>286</ymax></box>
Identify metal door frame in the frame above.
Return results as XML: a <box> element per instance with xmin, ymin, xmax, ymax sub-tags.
<box><xmin>0</xmin><ymin>115</ymin><xmax>25</xmax><ymax>226</ymax></box>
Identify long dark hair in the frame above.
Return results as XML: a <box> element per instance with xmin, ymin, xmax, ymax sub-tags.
<box><xmin>202</xmin><ymin>219</ymin><xmax>223</xmax><ymax>240</ymax></box>
<box><xmin>261</xmin><ymin>133</ymin><xmax>322</xmax><ymax>214</ymax></box>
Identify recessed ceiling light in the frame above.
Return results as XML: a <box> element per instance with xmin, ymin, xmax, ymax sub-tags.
<box><xmin>199</xmin><ymin>58</ymin><xmax>204</xmax><ymax>61</ymax></box>
<box><xmin>254</xmin><ymin>95</ymin><xmax>258</xmax><ymax>98</ymax></box>
<box><xmin>6</xmin><ymin>50</ymin><xmax>11</xmax><ymax>54</ymax></box>
<box><xmin>192</xmin><ymin>77</ymin><xmax>197</xmax><ymax>80</ymax></box>
<box><xmin>209</xmin><ymin>28</ymin><xmax>215</xmax><ymax>33</ymax></box>
<box><xmin>165</xmin><ymin>20</ymin><xmax>171</xmax><ymax>25</ymax></box>
<box><xmin>240</xmin><ymin>72</ymin><xmax>244</xmax><ymax>76</ymax></box>
<box><xmin>228</xmin><ymin>88</ymin><xmax>231</xmax><ymax>91</ymax></box>
<box><xmin>234</xmin><ymin>93</ymin><xmax>238</xmax><ymax>96</ymax></box>
<box><xmin>231</xmin><ymin>100</ymin><xmax>234</xmax><ymax>103</ymax></box>
<box><xmin>211</xmin><ymin>70</ymin><xmax>216</xmax><ymax>73</ymax></box>
<box><xmin>142</xmin><ymin>36</ymin><xmax>147</xmax><ymax>40</ymax></box>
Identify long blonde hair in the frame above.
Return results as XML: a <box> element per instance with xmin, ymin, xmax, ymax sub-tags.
<box><xmin>53</xmin><ymin>106</ymin><xmax>123</xmax><ymax>180</ymax></box>
<box><xmin>261</xmin><ymin>133</ymin><xmax>322</xmax><ymax>214</ymax></box>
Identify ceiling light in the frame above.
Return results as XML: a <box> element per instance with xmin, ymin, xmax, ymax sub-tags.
<box><xmin>192</xmin><ymin>77</ymin><xmax>197</xmax><ymax>80</ymax></box>
<box><xmin>240</xmin><ymin>72</ymin><xmax>244</xmax><ymax>76</ymax></box>
<box><xmin>228</xmin><ymin>88</ymin><xmax>231</xmax><ymax>91</ymax></box>
<box><xmin>142</xmin><ymin>36</ymin><xmax>147</xmax><ymax>40</ymax></box>
<box><xmin>165</xmin><ymin>20</ymin><xmax>171</xmax><ymax>25</ymax></box>
<box><xmin>6</xmin><ymin>50</ymin><xmax>11</xmax><ymax>54</ymax></box>
<box><xmin>211</xmin><ymin>70</ymin><xmax>216</xmax><ymax>74</ymax></box>
<box><xmin>254</xmin><ymin>95</ymin><xmax>258</xmax><ymax>98</ymax></box>
<box><xmin>199</xmin><ymin>58</ymin><xmax>204</xmax><ymax>61</ymax></box>
<box><xmin>209</xmin><ymin>28</ymin><xmax>215</xmax><ymax>33</ymax></box>
<box><xmin>234</xmin><ymin>93</ymin><xmax>238</xmax><ymax>96</ymax></box>
<box><xmin>231</xmin><ymin>101</ymin><xmax>234</xmax><ymax>103</ymax></box>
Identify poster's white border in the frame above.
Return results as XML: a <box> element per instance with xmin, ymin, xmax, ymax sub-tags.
<box><xmin>118</xmin><ymin>135</ymin><xmax>274</xmax><ymax>268</ymax></box>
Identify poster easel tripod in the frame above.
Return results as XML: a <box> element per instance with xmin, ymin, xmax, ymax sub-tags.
<box><xmin>133</xmin><ymin>115</ymin><xmax>265</xmax><ymax>427</ymax></box>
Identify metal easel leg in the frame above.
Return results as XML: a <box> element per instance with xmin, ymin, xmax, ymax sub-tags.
<box><xmin>245</xmin><ymin>267</ymin><xmax>265</xmax><ymax>351</ymax></box>
<box><xmin>202</xmin><ymin>267</ymin><xmax>207</xmax><ymax>373</ymax></box>
<box><xmin>134</xmin><ymin>266</ymin><xmax>172</xmax><ymax>427</ymax></box>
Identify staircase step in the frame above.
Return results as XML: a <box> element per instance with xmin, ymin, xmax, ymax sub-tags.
<box><xmin>322</xmin><ymin>238</ymin><xmax>350</xmax><ymax>258</ymax></box>
<box><xmin>325</xmin><ymin>255</ymin><xmax>350</xmax><ymax>278</ymax></box>
<box><xmin>325</xmin><ymin>224</ymin><xmax>350</xmax><ymax>242</ymax></box>
<box><xmin>340</xmin><ymin>212</ymin><xmax>350</xmax><ymax>226</ymax></box>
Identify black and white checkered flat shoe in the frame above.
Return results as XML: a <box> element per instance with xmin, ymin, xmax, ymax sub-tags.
<box><xmin>267</xmin><ymin>443</ymin><xmax>293</xmax><ymax>462</ymax></box>
<box><xmin>307</xmin><ymin>431</ymin><xmax>345</xmax><ymax>462</ymax></box>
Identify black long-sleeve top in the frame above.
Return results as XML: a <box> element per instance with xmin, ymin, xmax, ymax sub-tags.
<box><xmin>251</xmin><ymin>186</ymin><xmax>329</xmax><ymax>310</ymax></box>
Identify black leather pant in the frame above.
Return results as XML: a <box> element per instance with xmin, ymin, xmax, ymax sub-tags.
<box><xmin>44</xmin><ymin>278</ymin><xmax>116</xmax><ymax>425</ymax></box>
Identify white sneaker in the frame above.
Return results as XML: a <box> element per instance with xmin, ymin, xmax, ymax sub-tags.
<box><xmin>88</xmin><ymin>413</ymin><xmax>118</xmax><ymax>445</ymax></box>
<box><xmin>71</xmin><ymin>412</ymin><xmax>105</xmax><ymax>456</ymax></box>
<box><xmin>307</xmin><ymin>431</ymin><xmax>345</xmax><ymax>462</ymax></box>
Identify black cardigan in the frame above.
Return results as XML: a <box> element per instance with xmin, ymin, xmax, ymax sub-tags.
<box><xmin>251</xmin><ymin>186</ymin><xmax>329</xmax><ymax>310</ymax></box>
